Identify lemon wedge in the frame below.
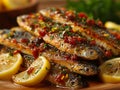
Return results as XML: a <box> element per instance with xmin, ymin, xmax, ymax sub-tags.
<box><xmin>99</xmin><ymin>57</ymin><xmax>120</xmax><ymax>83</ymax></box>
<box><xmin>12</xmin><ymin>56</ymin><xmax>50</xmax><ymax>86</ymax></box>
<box><xmin>2</xmin><ymin>0</ymin><xmax>29</xmax><ymax>10</ymax></box>
<box><xmin>105</xmin><ymin>21</ymin><xmax>120</xmax><ymax>31</ymax></box>
<box><xmin>0</xmin><ymin>53</ymin><xmax>22</xmax><ymax>80</ymax></box>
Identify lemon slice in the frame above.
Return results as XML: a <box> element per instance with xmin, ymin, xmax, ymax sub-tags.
<box><xmin>99</xmin><ymin>57</ymin><xmax>120</xmax><ymax>83</ymax></box>
<box><xmin>2</xmin><ymin>0</ymin><xmax>29</xmax><ymax>10</ymax></box>
<box><xmin>0</xmin><ymin>53</ymin><xmax>22</xmax><ymax>80</ymax></box>
<box><xmin>12</xmin><ymin>56</ymin><xmax>50</xmax><ymax>86</ymax></box>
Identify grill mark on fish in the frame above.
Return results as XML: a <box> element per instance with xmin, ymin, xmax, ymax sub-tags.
<box><xmin>0</xmin><ymin>28</ymin><xmax>34</xmax><ymax>55</ymax></box>
<box><xmin>39</xmin><ymin>8</ymin><xmax>120</xmax><ymax>55</ymax></box>
<box><xmin>17</xmin><ymin>14</ymin><xmax>102</xmax><ymax>60</ymax></box>
<box><xmin>42</xmin><ymin>48</ymin><xmax>98</xmax><ymax>76</ymax></box>
<box><xmin>0</xmin><ymin>45</ymin><xmax>87</xmax><ymax>88</ymax></box>
<box><xmin>46</xmin><ymin>62</ymin><xmax>88</xmax><ymax>88</ymax></box>
<box><xmin>108</xmin><ymin>30</ymin><xmax>120</xmax><ymax>45</ymax></box>
<box><xmin>43</xmin><ymin>33</ymin><xmax>98</xmax><ymax>60</ymax></box>
<box><xmin>0</xmin><ymin>28</ymin><xmax>98</xmax><ymax>76</ymax></box>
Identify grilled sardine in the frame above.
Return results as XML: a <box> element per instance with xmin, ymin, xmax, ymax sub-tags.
<box><xmin>39</xmin><ymin>8</ymin><xmax>120</xmax><ymax>56</ymax></box>
<box><xmin>17</xmin><ymin>14</ymin><xmax>103</xmax><ymax>60</ymax></box>
<box><xmin>0</xmin><ymin>28</ymin><xmax>98</xmax><ymax>75</ymax></box>
<box><xmin>0</xmin><ymin>45</ymin><xmax>87</xmax><ymax>88</ymax></box>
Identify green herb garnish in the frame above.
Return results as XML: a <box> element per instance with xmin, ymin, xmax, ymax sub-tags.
<box><xmin>50</xmin><ymin>35</ymin><xmax>54</xmax><ymax>40</ymax></box>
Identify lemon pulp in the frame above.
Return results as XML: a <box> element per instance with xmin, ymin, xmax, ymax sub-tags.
<box><xmin>12</xmin><ymin>56</ymin><xmax>50</xmax><ymax>86</ymax></box>
<box><xmin>99</xmin><ymin>57</ymin><xmax>120</xmax><ymax>83</ymax></box>
<box><xmin>0</xmin><ymin>53</ymin><xmax>22</xmax><ymax>80</ymax></box>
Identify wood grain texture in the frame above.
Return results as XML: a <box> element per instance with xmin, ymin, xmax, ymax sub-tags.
<box><xmin>0</xmin><ymin>80</ymin><xmax>120</xmax><ymax>90</ymax></box>
<box><xmin>38</xmin><ymin>0</ymin><xmax>66</xmax><ymax>9</ymax></box>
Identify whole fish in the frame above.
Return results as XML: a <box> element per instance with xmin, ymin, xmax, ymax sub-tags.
<box><xmin>39</xmin><ymin>8</ymin><xmax>120</xmax><ymax>56</ymax></box>
<box><xmin>17</xmin><ymin>14</ymin><xmax>104</xmax><ymax>60</ymax></box>
<box><xmin>0</xmin><ymin>28</ymin><xmax>98</xmax><ymax>75</ymax></box>
<box><xmin>0</xmin><ymin>45</ymin><xmax>87</xmax><ymax>88</ymax></box>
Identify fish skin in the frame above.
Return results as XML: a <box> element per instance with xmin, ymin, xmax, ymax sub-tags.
<box><xmin>39</xmin><ymin>8</ymin><xmax>120</xmax><ymax>56</ymax></box>
<box><xmin>17</xmin><ymin>14</ymin><xmax>100</xmax><ymax>60</ymax></box>
<box><xmin>43</xmin><ymin>33</ymin><xmax>98</xmax><ymax>60</ymax></box>
<box><xmin>46</xmin><ymin>62</ymin><xmax>88</xmax><ymax>88</ymax></box>
<box><xmin>0</xmin><ymin>45</ymin><xmax>87</xmax><ymax>88</ymax></box>
<box><xmin>0</xmin><ymin>28</ymin><xmax>98</xmax><ymax>76</ymax></box>
<box><xmin>42</xmin><ymin>48</ymin><xmax>98</xmax><ymax>76</ymax></box>
<box><xmin>0</xmin><ymin>28</ymin><xmax>34</xmax><ymax>55</ymax></box>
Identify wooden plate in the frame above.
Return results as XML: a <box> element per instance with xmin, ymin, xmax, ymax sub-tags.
<box><xmin>0</xmin><ymin>80</ymin><xmax>120</xmax><ymax>90</ymax></box>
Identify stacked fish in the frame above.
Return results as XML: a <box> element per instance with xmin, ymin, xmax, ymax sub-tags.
<box><xmin>0</xmin><ymin>8</ymin><xmax>120</xmax><ymax>88</ymax></box>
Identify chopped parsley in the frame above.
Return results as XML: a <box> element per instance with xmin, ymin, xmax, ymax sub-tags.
<box><xmin>43</xmin><ymin>43</ymin><xmax>48</xmax><ymax>48</ymax></box>
<box><xmin>50</xmin><ymin>35</ymin><xmax>54</xmax><ymax>40</ymax></box>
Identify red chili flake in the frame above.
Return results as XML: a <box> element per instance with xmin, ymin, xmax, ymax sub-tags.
<box><xmin>90</xmin><ymin>40</ymin><xmax>96</xmax><ymax>45</ymax></box>
<box><xmin>96</xmin><ymin>20</ymin><xmax>103</xmax><ymax>27</ymax></box>
<box><xmin>64</xmin><ymin>36</ymin><xmax>78</xmax><ymax>45</ymax></box>
<box><xmin>65</xmin><ymin>11</ymin><xmax>75</xmax><ymax>21</ymax></box>
<box><xmin>78</xmin><ymin>12</ymin><xmax>88</xmax><ymax>19</ymax></box>
<box><xmin>69</xmin><ymin>37</ymin><xmax>76</xmax><ymax>45</ymax></box>
<box><xmin>64</xmin><ymin>54</ymin><xmax>71</xmax><ymax>60</ymax></box>
<box><xmin>86</xmin><ymin>19</ymin><xmax>95</xmax><ymax>26</ymax></box>
<box><xmin>85</xmin><ymin>29</ymin><xmax>91</xmax><ymax>35</ymax></box>
<box><xmin>105</xmin><ymin>50</ymin><xmax>112</xmax><ymax>57</ymax></box>
<box><xmin>116</xmin><ymin>34</ymin><xmax>120</xmax><ymax>40</ymax></box>
<box><xmin>28</xmin><ymin>43</ymin><xmax>35</xmax><ymax>49</ymax></box>
<box><xmin>35</xmin><ymin>24</ymin><xmax>39</xmax><ymax>28</ymax></box>
<box><xmin>64</xmin><ymin>36</ymin><xmax>69</xmax><ymax>43</ymax></box>
<box><xmin>55</xmin><ymin>74</ymin><xmax>65</xmax><ymax>84</ymax></box>
<box><xmin>11</xmin><ymin>39</ymin><xmax>17</xmax><ymax>43</ymax></box>
<box><xmin>38</xmin><ymin>28</ymin><xmax>47</xmax><ymax>37</ymax></box>
<box><xmin>32</xmin><ymin>47</ymin><xmax>39</xmax><ymax>59</ymax></box>
<box><xmin>27</xmin><ymin>67</ymin><xmax>34</xmax><ymax>75</ymax></box>
<box><xmin>77</xmin><ymin>37</ymin><xmax>84</xmax><ymax>43</ymax></box>
<box><xmin>38</xmin><ymin>15</ymin><xmax>44</xmax><ymax>21</ymax></box>
<box><xmin>92</xmin><ymin>33</ymin><xmax>99</xmax><ymax>38</ymax></box>
<box><xmin>71</xmin><ymin>54</ymin><xmax>78</xmax><ymax>61</ymax></box>
<box><xmin>13</xmin><ymin>50</ymin><xmax>21</xmax><ymax>54</ymax></box>
<box><xmin>30</xmin><ymin>24</ymin><xmax>35</xmax><ymax>29</ymax></box>
<box><xmin>20</xmin><ymin>38</ymin><xmax>29</xmax><ymax>43</ymax></box>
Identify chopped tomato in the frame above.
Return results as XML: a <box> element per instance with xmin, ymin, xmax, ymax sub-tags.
<box><xmin>105</xmin><ymin>50</ymin><xmax>112</xmax><ymax>57</ymax></box>
<box><xmin>78</xmin><ymin>12</ymin><xmax>88</xmax><ymax>19</ymax></box>
<box><xmin>90</xmin><ymin>40</ymin><xmax>96</xmax><ymax>45</ymax></box>
<box><xmin>96</xmin><ymin>20</ymin><xmax>103</xmax><ymax>27</ymax></box>
<box><xmin>87</xmin><ymin>19</ymin><xmax>95</xmax><ymax>26</ymax></box>
<box><xmin>11</xmin><ymin>39</ymin><xmax>17</xmax><ymax>43</ymax></box>
<box><xmin>55</xmin><ymin>74</ymin><xmax>65</xmax><ymax>84</ymax></box>
<box><xmin>39</xmin><ymin>28</ymin><xmax>47</xmax><ymax>37</ymax></box>
<box><xmin>27</xmin><ymin>67</ymin><xmax>34</xmax><ymax>75</ymax></box>
<box><xmin>32</xmin><ymin>47</ymin><xmax>39</xmax><ymax>59</ymax></box>
<box><xmin>20</xmin><ymin>38</ymin><xmax>29</xmax><ymax>43</ymax></box>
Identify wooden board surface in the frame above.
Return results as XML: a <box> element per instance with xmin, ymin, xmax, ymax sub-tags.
<box><xmin>0</xmin><ymin>80</ymin><xmax>120</xmax><ymax>90</ymax></box>
<box><xmin>38</xmin><ymin>0</ymin><xmax>66</xmax><ymax>9</ymax></box>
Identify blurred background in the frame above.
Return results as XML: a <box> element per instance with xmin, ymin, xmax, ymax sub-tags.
<box><xmin>39</xmin><ymin>0</ymin><xmax>120</xmax><ymax>24</ymax></box>
<box><xmin>0</xmin><ymin>0</ymin><xmax>120</xmax><ymax>28</ymax></box>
